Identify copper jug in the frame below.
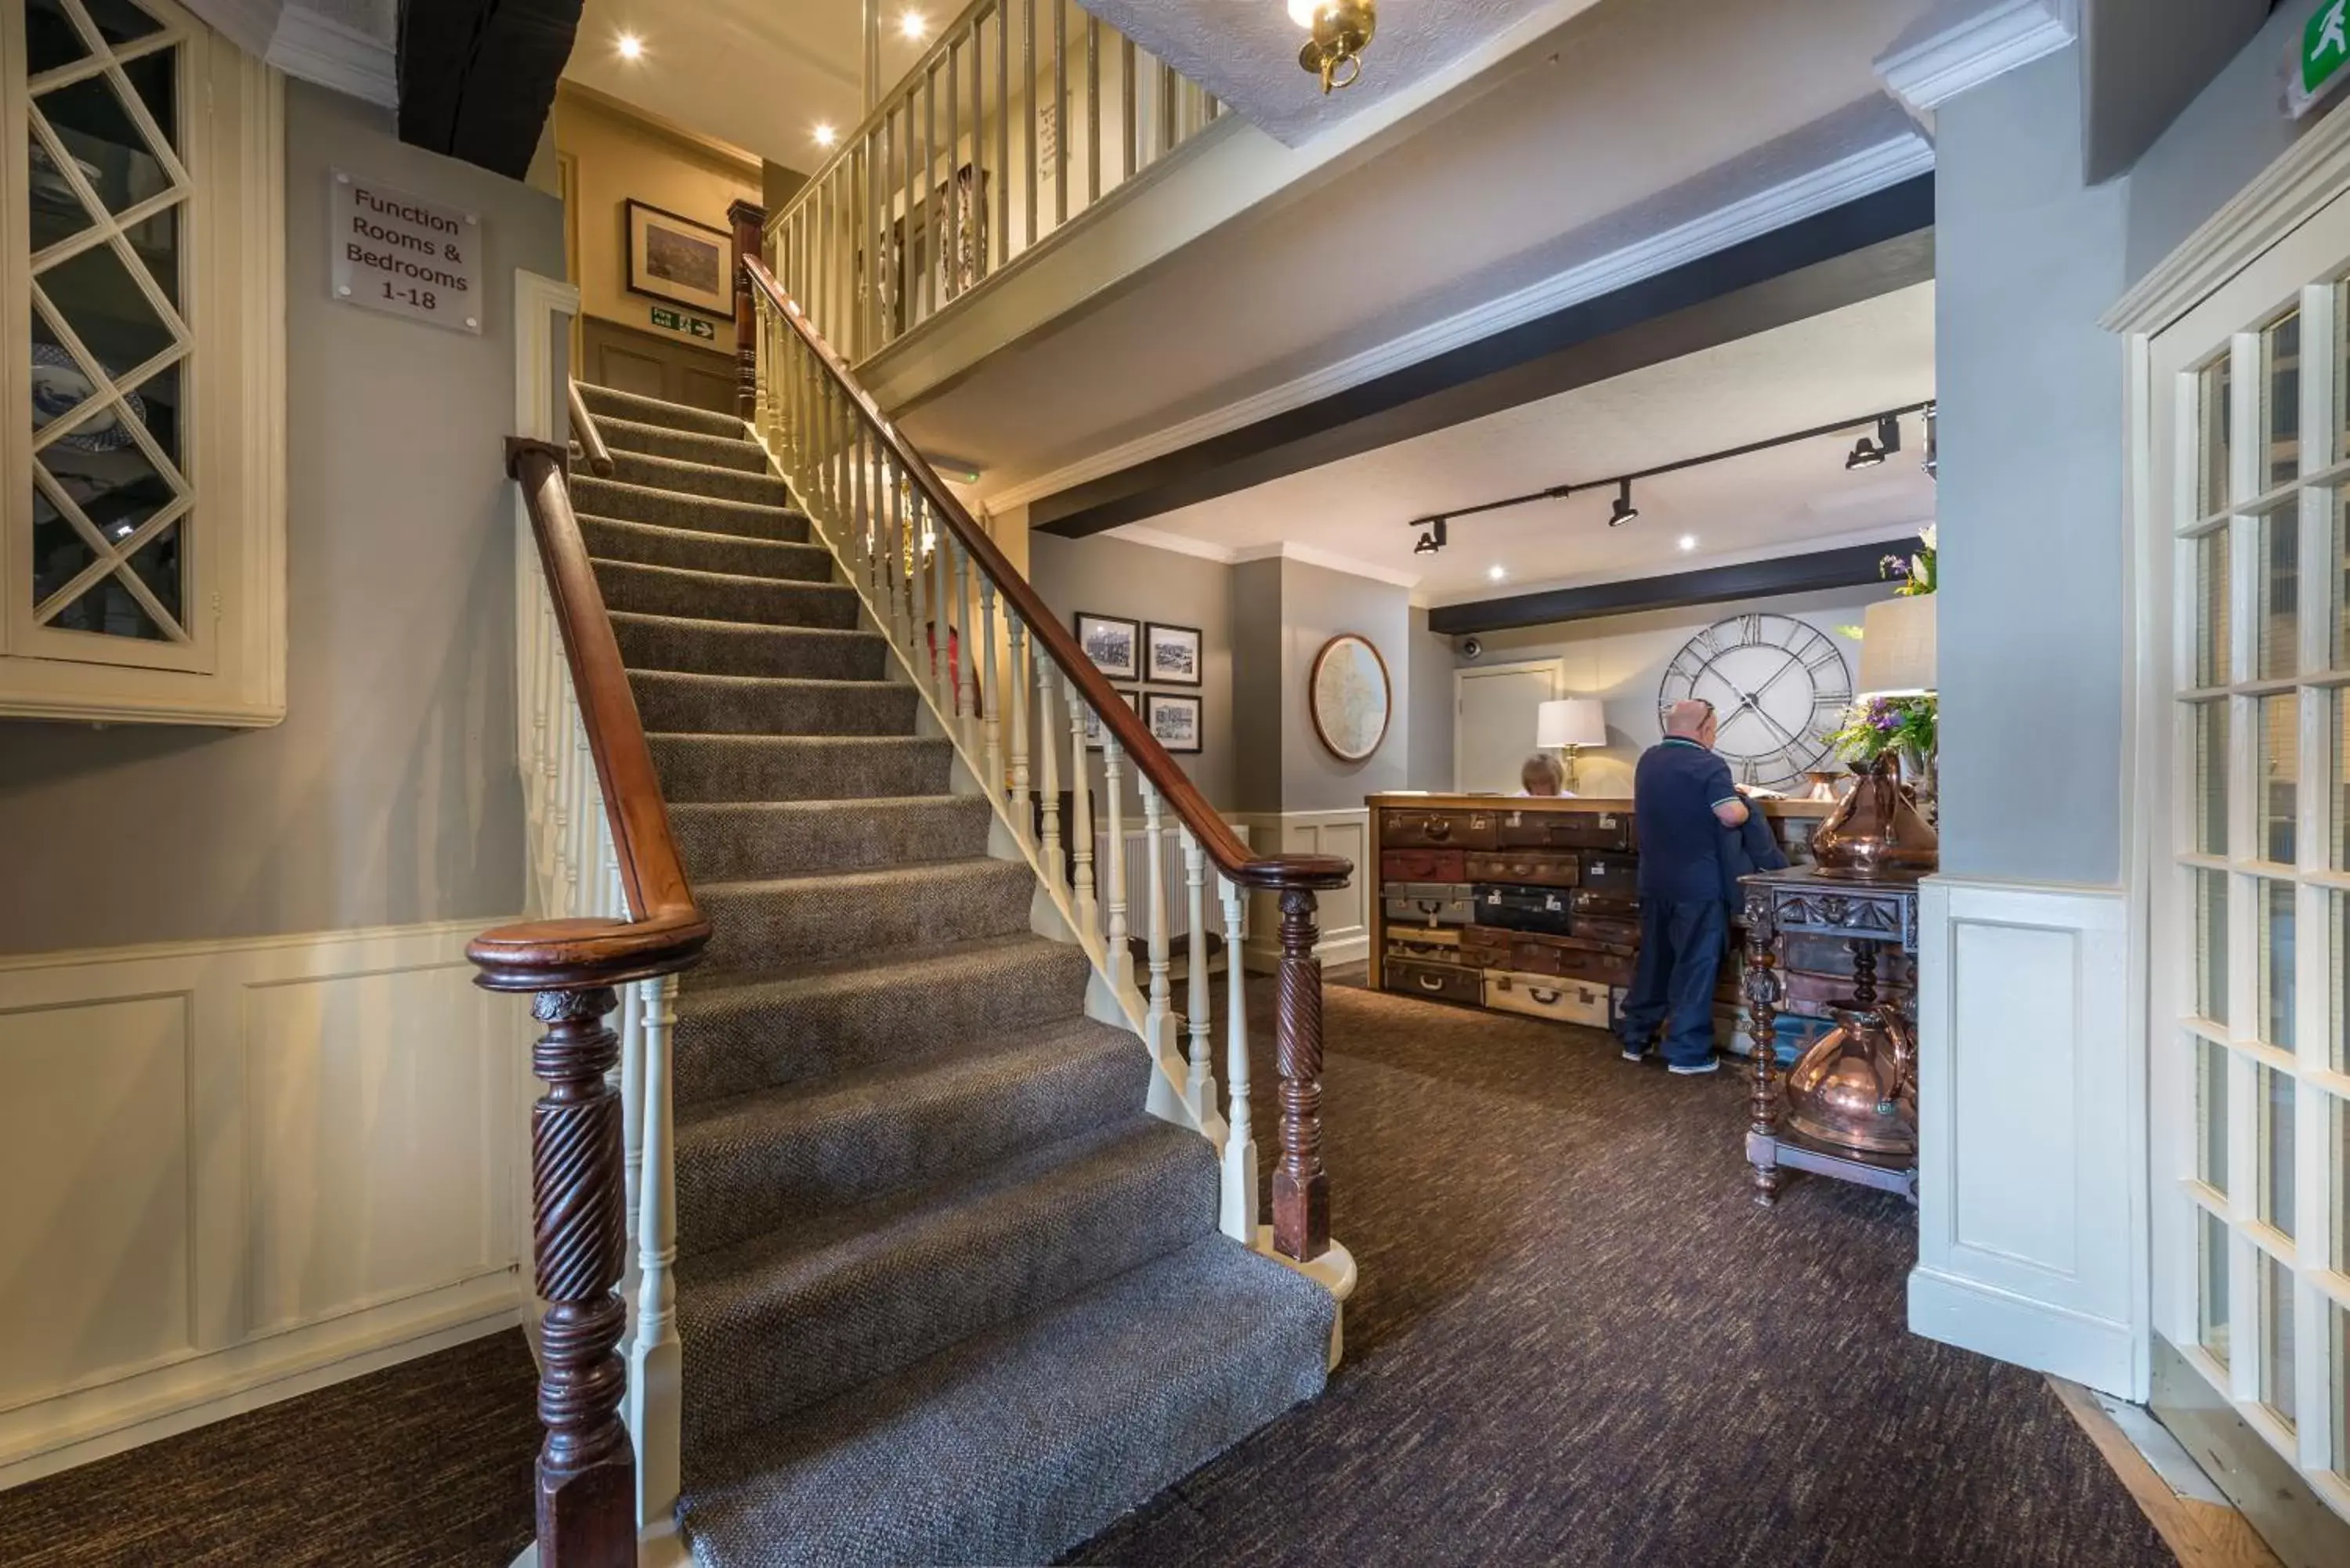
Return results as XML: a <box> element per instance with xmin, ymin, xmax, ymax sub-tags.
<box><xmin>1784</xmin><ymin>1004</ymin><xmax>1917</xmax><ymax>1158</ymax></box>
<box><xmin>1810</xmin><ymin>756</ymin><xmax>1938</xmax><ymax>879</ymax></box>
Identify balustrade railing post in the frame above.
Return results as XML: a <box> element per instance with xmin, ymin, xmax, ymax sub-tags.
<box><xmin>1141</xmin><ymin>779</ymin><xmax>1170</xmax><ymax>1053</ymax></box>
<box><xmin>1182</xmin><ymin>827</ymin><xmax>1213</xmax><ymax>1122</ymax></box>
<box><xmin>1036</xmin><ymin>655</ymin><xmax>1063</xmax><ymax>889</ymax></box>
<box><xmin>627</xmin><ymin>974</ymin><xmax>682</xmax><ymax>1537</ymax></box>
<box><xmin>1103</xmin><ymin>736</ymin><xmax>1130</xmax><ymax>992</ymax></box>
<box><xmin>980</xmin><ymin>580</ymin><xmax>1003</xmax><ymax>797</ymax></box>
<box><xmin>958</xmin><ymin>546</ymin><xmax>982</xmax><ymax>753</ymax></box>
<box><xmin>1217</xmin><ymin>875</ymin><xmax>1255</xmax><ymax>1242</ymax></box>
<box><xmin>1271</xmin><ymin>888</ymin><xmax>1330</xmax><ymax>1263</ymax></box>
<box><xmin>1065</xmin><ymin>674</ymin><xmax>1096</xmax><ymax>934</ymax></box>
<box><xmin>728</xmin><ymin>200</ymin><xmax>765</xmax><ymax>424</ymax></box>
<box><xmin>1007</xmin><ymin>619</ymin><xmax>1032</xmax><ymax>841</ymax></box>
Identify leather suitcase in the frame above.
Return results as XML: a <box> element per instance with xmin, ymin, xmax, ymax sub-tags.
<box><xmin>1472</xmin><ymin>883</ymin><xmax>1576</xmax><ymax>935</ymax></box>
<box><xmin>1385</xmin><ymin>882</ymin><xmax>1473</xmax><ymax>926</ymax></box>
<box><xmin>1380</xmin><ymin>847</ymin><xmax>1467</xmax><ymax>883</ymax></box>
<box><xmin>1384</xmin><ymin>958</ymin><xmax>1481</xmax><ymax>1006</ymax></box>
<box><xmin>1573</xmin><ymin>914</ymin><xmax>1640</xmax><ymax>945</ymax></box>
<box><xmin>1495</xmin><ymin>807</ymin><xmax>1632</xmax><ymax>852</ymax></box>
<box><xmin>1509</xmin><ymin>934</ymin><xmax>1636</xmax><ymax>988</ymax></box>
<box><xmin>1572</xmin><ymin>887</ymin><xmax>1640</xmax><ymax>922</ymax></box>
<box><xmin>1382</xmin><ymin>808</ymin><xmax>1500</xmax><ymax>851</ymax></box>
<box><xmin>1458</xmin><ymin>923</ymin><xmax>1514</xmax><ymax>970</ymax></box>
<box><xmin>1386</xmin><ymin>932</ymin><xmax>1462</xmax><ymax>966</ymax></box>
<box><xmin>1483</xmin><ymin>970</ymin><xmax>1613</xmax><ymax>1027</ymax></box>
<box><xmin>1578</xmin><ymin>851</ymin><xmax>1639</xmax><ymax>894</ymax></box>
<box><xmin>1463</xmin><ymin>850</ymin><xmax>1580</xmax><ymax>888</ymax></box>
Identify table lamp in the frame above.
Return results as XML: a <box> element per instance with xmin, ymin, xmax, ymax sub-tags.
<box><xmin>1857</xmin><ymin>594</ymin><xmax>1936</xmax><ymax>696</ymax></box>
<box><xmin>1535</xmin><ymin>698</ymin><xmax>1607</xmax><ymax>789</ymax></box>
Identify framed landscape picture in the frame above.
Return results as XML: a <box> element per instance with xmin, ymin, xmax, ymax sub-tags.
<box><xmin>1074</xmin><ymin>612</ymin><xmax>1140</xmax><ymax>681</ymax></box>
<box><xmin>1146</xmin><ymin>692</ymin><xmax>1202</xmax><ymax>754</ymax></box>
<box><xmin>626</xmin><ymin>200</ymin><xmax>733</xmax><ymax>317</ymax></box>
<box><xmin>1144</xmin><ymin>622</ymin><xmax>1202</xmax><ymax>686</ymax></box>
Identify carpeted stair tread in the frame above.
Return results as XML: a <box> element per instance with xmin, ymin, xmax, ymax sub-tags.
<box><xmin>572</xmin><ymin>475</ymin><xmax>807</xmax><ymax>540</ymax></box>
<box><xmin>676</xmin><ymin>1115</ymin><xmax>1218</xmax><ymax>1447</ymax></box>
<box><xmin>577</xmin><ymin>383</ymin><xmax>748</xmax><ymax>440</ymax></box>
<box><xmin>630</xmin><ymin>671</ymin><xmax>916</xmax><ymax>739</ymax></box>
<box><xmin>613</xmin><ymin>614</ymin><xmax>888</xmax><ymax>681</ymax></box>
<box><xmin>676</xmin><ymin>1234</ymin><xmax>1334</xmax><ymax>1568</ymax></box>
<box><xmin>672</xmin><ymin>931</ymin><xmax>1092</xmax><ymax>1104</ymax></box>
<box><xmin>674</xmin><ymin>1016</ymin><xmax>1149</xmax><ymax>1260</ymax></box>
<box><xmin>648</xmin><ymin>732</ymin><xmax>953</xmax><ymax>804</ymax></box>
<box><xmin>692</xmin><ymin>856</ymin><xmax>1037</xmax><ymax>970</ymax></box>
<box><xmin>595</xmin><ymin>559</ymin><xmax>862</xmax><ymax>630</ymax></box>
<box><xmin>581</xmin><ymin>515</ymin><xmax>831</xmax><ymax>580</ymax></box>
<box><xmin>610</xmin><ymin>448</ymin><xmax>794</xmax><ymax>507</ymax></box>
<box><xmin>595</xmin><ymin>415</ymin><xmax>772</xmax><ymax>472</ymax></box>
<box><xmin>667</xmin><ymin>794</ymin><xmax>992</xmax><ymax>883</ymax></box>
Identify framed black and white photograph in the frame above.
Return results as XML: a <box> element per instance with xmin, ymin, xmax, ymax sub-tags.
<box><xmin>626</xmin><ymin>200</ymin><xmax>733</xmax><ymax>317</ymax></box>
<box><xmin>1144</xmin><ymin>622</ymin><xmax>1202</xmax><ymax>686</ymax></box>
<box><xmin>1074</xmin><ymin>612</ymin><xmax>1140</xmax><ymax>681</ymax></box>
<box><xmin>1146</xmin><ymin>692</ymin><xmax>1202</xmax><ymax>754</ymax></box>
<box><xmin>1083</xmin><ymin>689</ymin><xmax>1141</xmax><ymax>750</ymax></box>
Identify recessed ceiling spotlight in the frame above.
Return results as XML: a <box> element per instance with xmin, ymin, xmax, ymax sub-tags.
<box><xmin>812</xmin><ymin>123</ymin><xmax>838</xmax><ymax>149</ymax></box>
<box><xmin>1677</xmin><ymin>534</ymin><xmax>1697</xmax><ymax>552</ymax></box>
<box><xmin>1607</xmin><ymin>479</ymin><xmax>1639</xmax><ymax>529</ymax></box>
<box><xmin>615</xmin><ymin>31</ymin><xmax>644</xmax><ymax>60</ymax></box>
<box><xmin>899</xmin><ymin>11</ymin><xmax>928</xmax><ymax>40</ymax></box>
<box><xmin>1487</xmin><ymin>564</ymin><xmax>1508</xmax><ymax>582</ymax></box>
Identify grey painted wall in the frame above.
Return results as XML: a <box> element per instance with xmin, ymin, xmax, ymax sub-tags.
<box><xmin>1408</xmin><ymin>605</ymin><xmax>1454</xmax><ymax>791</ymax></box>
<box><xmin>1275</xmin><ymin>558</ymin><xmax>1412</xmax><ymax>812</ymax></box>
<box><xmin>1025</xmin><ymin>530</ymin><xmax>1238</xmax><ymax>810</ymax></box>
<box><xmin>1231</xmin><ymin>558</ymin><xmax>1285</xmax><ymax>814</ymax></box>
<box><xmin>0</xmin><ymin>82</ymin><xmax>566</xmax><ymax>954</ymax></box>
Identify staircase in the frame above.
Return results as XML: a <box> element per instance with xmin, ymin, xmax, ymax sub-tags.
<box><xmin>560</xmin><ymin>383</ymin><xmax>1336</xmax><ymax>1566</ymax></box>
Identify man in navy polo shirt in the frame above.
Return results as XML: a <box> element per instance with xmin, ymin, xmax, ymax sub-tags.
<box><xmin>1618</xmin><ymin>699</ymin><xmax>1751</xmax><ymax>1074</ymax></box>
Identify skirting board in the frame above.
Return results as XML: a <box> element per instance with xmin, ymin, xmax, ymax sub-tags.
<box><xmin>1228</xmin><ymin>810</ymin><xmax>1372</xmax><ymax>972</ymax></box>
<box><xmin>0</xmin><ymin>916</ymin><xmax>532</xmax><ymax>1489</ymax></box>
<box><xmin>1908</xmin><ymin>1266</ymin><xmax>2138</xmax><ymax>1398</ymax></box>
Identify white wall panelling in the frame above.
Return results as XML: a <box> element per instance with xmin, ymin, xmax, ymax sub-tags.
<box><xmin>1229</xmin><ymin>811</ymin><xmax>1371</xmax><ymax>970</ymax></box>
<box><xmin>0</xmin><ymin>918</ymin><xmax>526</xmax><ymax>1488</ymax></box>
<box><xmin>1907</xmin><ymin>876</ymin><xmax>2144</xmax><ymax>1398</ymax></box>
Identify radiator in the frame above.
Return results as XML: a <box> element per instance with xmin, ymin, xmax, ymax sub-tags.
<box><xmin>1093</xmin><ymin>822</ymin><xmax>1249</xmax><ymax>941</ymax></box>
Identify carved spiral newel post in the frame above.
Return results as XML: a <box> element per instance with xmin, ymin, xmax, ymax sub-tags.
<box><xmin>1271</xmin><ymin>888</ymin><xmax>1329</xmax><ymax>1262</ymax></box>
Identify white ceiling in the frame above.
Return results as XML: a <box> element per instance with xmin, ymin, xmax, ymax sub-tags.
<box><xmin>1111</xmin><ymin>282</ymin><xmax>1936</xmax><ymax>605</ymax></box>
<box><xmin>566</xmin><ymin>0</ymin><xmax>942</xmax><ymax>171</ymax></box>
<box><xmin>1078</xmin><ymin>0</ymin><xmax>1566</xmax><ymax>146</ymax></box>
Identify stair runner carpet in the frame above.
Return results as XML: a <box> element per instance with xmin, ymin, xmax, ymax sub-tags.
<box><xmin>573</xmin><ymin>385</ymin><xmax>1335</xmax><ymax>1568</ymax></box>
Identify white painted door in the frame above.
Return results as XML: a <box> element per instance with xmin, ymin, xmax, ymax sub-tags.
<box><xmin>2146</xmin><ymin>182</ymin><xmax>2350</xmax><ymax>1515</ymax></box>
<box><xmin>1453</xmin><ymin>659</ymin><xmax>1560</xmax><ymax>793</ymax></box>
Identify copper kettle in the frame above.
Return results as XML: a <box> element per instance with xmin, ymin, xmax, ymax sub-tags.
<box><xmin>1810</xmin><ymin>756</ymin><xmax>1938</xmax><ymax>879</ymax></box>
<box><xmin>1784</xmin><ymin>1004</ymin><xmax>1917</xmax><ymax>1158</ymax></box>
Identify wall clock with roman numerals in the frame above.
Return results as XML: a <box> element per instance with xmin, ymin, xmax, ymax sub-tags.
<box><xmin>1655</xmin><ymin>613</ymin><xmax>1853</xmax><ymax>789</ymax></box>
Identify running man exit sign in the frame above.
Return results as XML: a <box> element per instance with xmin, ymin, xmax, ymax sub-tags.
<box><xmin>2291</xmin><ymin>0</ymin><xmax>2350</xmax><ymax>117</ymax></box>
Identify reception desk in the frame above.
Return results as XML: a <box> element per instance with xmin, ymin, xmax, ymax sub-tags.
<box><xmin>1365</xmin><ymin>793</ymin><xmax>1839</xmax><ymax>1036</ymax></box>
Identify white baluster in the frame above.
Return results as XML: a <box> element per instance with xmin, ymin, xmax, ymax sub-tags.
<box><xmin>1103</xmin><ymin>735</ymin><xmax>1130</xmax><ymax>993</ymax></box>
<box><xmin>628</xmin><ymin>974</ymin><xmax>682</xmax><ymax>1535</ymax></box>
<box><xmin>1141</xmin><ymin>779</ymin><xmax>1171</xmax><ymax>1053</ymax></box>
<box><xmin>1183</xmin><ymin>826</ymin><xmax>1213</xmax><ymax>1122</ymax></box>
<box><xmin>931</xmin><ymin>508</ymin><xmax>953</xmax><ymax>702</ymax></box>
<box><xmin>906</xmin><ymin>487</ymin><xmax>928</xmax><ymax>686</ymax></box>
<box><xmin>1007</xmin><ymin>619</ymin><xmax>1032</xmax><ymax>843</ymax></box>
<box><xmin>1218</xmin><ymin>874</ymin><xmax>1256</xmax><ymax>1241</ymax></box>
<box><xmin>1036</xmin><ymin>654</ymin><xmax>1063</xmax><ymax>891</ymax></box>
<box><xmin>981</xmin><ymin>580</ymin><xmax>1004</xmax><ymax>799</ymax></box>
<box><xmin>1065</xmin><ymin>673</ymin><xmax>1097</xmax><ymax>934</ymax></box>
<box><xmin>957</xmin><ymin>544</ymin><xmax>981</xmax><ymax>753</ymax></box>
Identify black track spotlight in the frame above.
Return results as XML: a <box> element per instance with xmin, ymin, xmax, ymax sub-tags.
<box><xmin>1607</xmin><ymin>480</ymin><xmax>1638</xmax><ymax>528</ymax></box>
<box><xmin>1845</xmin><ymin>413</ymin><xmax>1903</xmax><ymax>471</ymax></box>
<box><xmin>1412</xmin><ymin>516</ymin><xmax>1448</xmax><ymax>555</ymax></box>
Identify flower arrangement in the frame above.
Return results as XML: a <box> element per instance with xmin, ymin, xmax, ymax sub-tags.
<box><xmin>1826</xmin><ymin>693</ymin><xmax>1937</xmax><ymax>769</ymax></box>
<box><xmin>1881</xmin><ymin>523</ymin><xmax>1936</xmax><ymax>597</ymax></box>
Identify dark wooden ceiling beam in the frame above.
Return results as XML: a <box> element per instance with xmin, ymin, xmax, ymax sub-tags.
<box><xmin>1427</xmin><ymin>537</ymin><xmax>1920</xmax><ymax>637</ymax></box>
<box><xmin>397</xmin><ymin>0</ymin><xmax>584</xmax><ymax>180</ymax></box>
<box><xmin>1032</xmin><ymin>175</ymin><xmax>1935</xmax><ymax>539</ymax></box>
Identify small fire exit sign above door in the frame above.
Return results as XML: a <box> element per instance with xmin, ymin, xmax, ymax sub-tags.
<box><xmin>2290</xmin><ymin>0</ymin><xmax>2350</xmax><ymax>118</ymax></box>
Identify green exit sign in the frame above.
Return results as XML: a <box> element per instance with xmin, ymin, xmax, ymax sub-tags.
<box><xmin>649</xmin><ymin>305</ymin><xmax>718</xmax><ymax>341</ymax></box>
<box><xmin>2291</xmin><ymin>0</ymin><xmax>2350</xmax><ymax>117</ymax></box>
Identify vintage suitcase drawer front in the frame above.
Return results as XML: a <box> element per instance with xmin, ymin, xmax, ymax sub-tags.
<box><xmin>1482</xmin><ymin>970</ymin><xmax>1613</xmax><ymax>1027</ymax></box>
<box><xmin>1577</xmin><ymin>851</ymin><xmax>1639</xmax><ymax>894</ymax></box>
<box><xmin>1384</xmin><ymin>890</ymin><xmax>1473</xmax><ymax>926</ymax></box>
<box><xmin>1571</xmin><ymin>887</ymin><xmax>1639</xmax><ymax>920</ymax></box>
<box><xmin>1379</xmin><ymin>847</ymin><xmax>1467</xmax><ymax>884</ymax></box>
<box><xmin>1459</xmin><ymin>923</ymin><xmax>1514</xmax><ymax>970</ymax></box>
<box><xmin>1472</xmin><ymin>883</ymin><xmax>1576</xmax><ymax>935</ymax></box>
<box><xmin>1462</xmin><ymin>851</ymin><xmax>1580</xmax><ymax>887</ymax></box>
<box><xmin>1509</xmin><ymin>934</ymin><xmax>1636</xmax><ymax>988</ymax></box>
<box><xmin>1386</xmin><ymin>933</ymin><xmax>1463</xmax><ymax>966</ymax></box>
<box><xmin>1496</xmin><ymin>808</ymin><xmax>1632</xmax><ymax>851</ymax></box>
<box><xmin>1384</xmin><ymin>959</ymin><xmax>1482</xmax><ymax>1006</ymax></box>
<box><xmin>1382</xmin><ymin>809</ymin><xmax>1499</xmax><ymax>850</ymax></box>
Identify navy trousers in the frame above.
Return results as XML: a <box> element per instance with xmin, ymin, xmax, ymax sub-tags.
<box><xmin>1617</xmin><ymin>897</ymin><xmax>1726</xmax><ymax>1068</ymax></box>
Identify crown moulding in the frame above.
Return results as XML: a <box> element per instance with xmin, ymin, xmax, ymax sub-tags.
<box><xmin>1874</xmin><ymin>0</ymin><xmax>2080</xmax><ymax>125</ymax></box>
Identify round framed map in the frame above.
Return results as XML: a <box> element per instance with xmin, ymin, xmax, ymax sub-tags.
<box><xmin>1309</xmin><ymin>634</ymin><xmax>1391</xmax><ymax>762</ymax></box>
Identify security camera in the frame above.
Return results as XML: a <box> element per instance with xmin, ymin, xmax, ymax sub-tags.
<box><xmin>1458</xmin><ymin>636</ymin><xmax>1483</xmax><ymax>661</ymax></box>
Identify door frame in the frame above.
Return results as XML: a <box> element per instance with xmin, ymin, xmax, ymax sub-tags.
<box><xmin>1452</xmin><ymin>656</ymin><xmax>1564</xmax><ymax>793</ymax></box>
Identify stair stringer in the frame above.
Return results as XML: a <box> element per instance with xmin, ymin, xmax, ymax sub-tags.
<box><xmin>745</xmin><ymin>428</ymin><xmax>1212</xmax><ymax>1140</ymax></box>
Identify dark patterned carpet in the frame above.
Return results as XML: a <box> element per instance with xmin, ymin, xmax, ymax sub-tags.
<box><xmin>0</xmin><ymin>969</ymin><xmax>2171</xmax><ymax>1567</ymax></box>
<box><xmin>1070</xmin><ymin>968</ymin><xmax>2175</xmax><ymax>1568</ymax></box>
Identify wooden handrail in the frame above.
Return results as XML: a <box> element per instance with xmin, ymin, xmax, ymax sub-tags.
<box><xmin>566</xmin><ymin>381</ymin><xmax>615</xmax><ymax>478</ymax></box>
<box><xmin>743</xmin><ymin>255</ymin><xmax>1349</xmax><ymax>895</ymax></box>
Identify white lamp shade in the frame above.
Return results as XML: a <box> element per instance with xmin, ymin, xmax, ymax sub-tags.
<box><xmin>1858</xmin><ymin>594</ymin><xmax>1937</xmax><ymax>695</ymax></box>
<box><xmin>1536</xmin><ymin>697</ymin><xmax>1607</xmax><ymax>749</ymax></box>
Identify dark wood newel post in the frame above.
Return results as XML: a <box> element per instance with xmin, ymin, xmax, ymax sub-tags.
<box><xmin>728</xmin><ymin>200</ymin><xmax>766</xmax><ymax>423</ymax></box>
<box><xmin>1271</xmin><ymin>887</ymin><xmax>1331</xmax><ymax>1263</ymax></box>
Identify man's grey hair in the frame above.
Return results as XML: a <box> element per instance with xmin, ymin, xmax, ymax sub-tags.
<box><xmin>1663</xmin><ymin>699</ymin><xmax>1714</xmax><ymax>738</ymax></box>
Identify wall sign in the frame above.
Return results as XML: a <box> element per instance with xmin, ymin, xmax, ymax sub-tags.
<box><xmin>327</xmin><ymin>171</ymin><xmax>481</xmax><ymax>334</ymax></box>
<box><xmin>2290</xmin><ymin>0</ymin><xmax>2349</xmax><ymax>117</ymax></box>
<box><xmin>649</xmin><ymin>305</ymin><xmax>718</xmax><ymax>341</ymax></box>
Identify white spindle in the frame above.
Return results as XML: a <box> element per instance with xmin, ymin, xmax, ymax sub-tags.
<box><xmin>1218</xmin><ymin>874</ymin><xmax>1255</xmax><ymax>1242</ymax></box>
<box><xmin>1008</xmin><ymin>619</ymin><xmax>1032</xmax><ymax>843</ymax></box>
<box><xmin>906</xmin><ymin>486</ymin><xmax>928</xmax><ymax>682</ymax></box>
<box><xmin>1036</xmin><ymin>653</ymin><xmax>1063</xmax><ymax>890</ymax></box>
<box><xmin>1103</xmin><ymin>735</ymin><xmax>1130</xmax><ymax>992</ymax></box>
<box><xmin>1182</xmin><ymin>825</ymin><xmax>1213</xmax><ymax>1121</ymax></box>
<box><xmin>1065</xmin><ymin>674</ymin><xmax>1097</xmax><ymax>934</ymax></box>
<box><xmin>957</xmin><ymin>544</ymin><xmax>981</xmax><ymax>753</ymax></box>
<box><xmin>1141</xmin><ymin>779</ymin><xmax>1170</xmax><ymax>1053</ymax></box>
<box><xmin>628</xmin><ymin>974</ymin><xmax>682</xmax><ymax>1535</ymax></box>
<box><xmin>932</xmin><ymin>508</ymin><xmax>953</xmax><ymax>702</ymax></box>
<box><xmin>981</xmin><ymin>580</ymin><xmax>1004</xmax><ymax>800</ymax></box>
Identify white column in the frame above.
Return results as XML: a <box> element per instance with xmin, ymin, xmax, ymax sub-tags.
<box><xmin>1103</xmin><ymin>736</ymin><xmax>1131</xmax><ymax>992</ymax></box>
<box><xmin>1183</xmin><ymin>826</ymin><xmax>1213</xmax><ymax>1122</ymax></box>
<box><xmin>1141</xmin><ymin>779</ymin><xmax>1170</xmax><ymax>1053</ymax></box>
<box><xmin>627</xmin><ymin>974</ymin><xmax>683</xmax><ymax>1533</ymax></box>
<box><xmin>1065</xmin><ymin>674</ymin><xmax>1097</xmax><ymax>934</ymax></box>
<box><xmin>1218</xmin><ymin>874</ymin><xmax>1256</xmax><ymax>1242</ymax></box>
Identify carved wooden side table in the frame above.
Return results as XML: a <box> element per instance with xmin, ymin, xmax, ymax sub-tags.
<box><xmin>1738</xmin><ymin>867</ymin><xmax>1921</xmax><ymax>1207</ymax></box>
